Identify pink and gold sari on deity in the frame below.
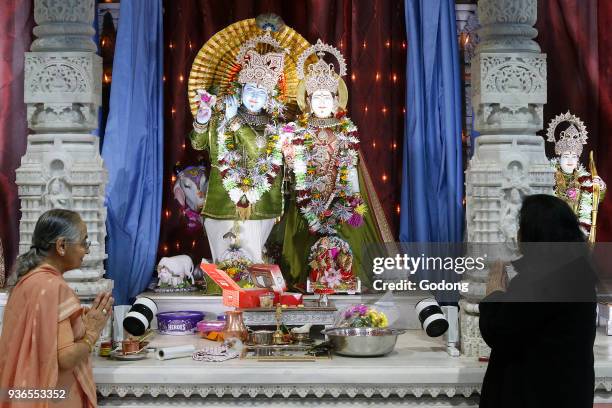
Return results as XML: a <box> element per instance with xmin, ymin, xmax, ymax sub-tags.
<box><xmin>0</xmin><ymin>264</ymin><xmax>97</xmax><ymax>408</ymax></box>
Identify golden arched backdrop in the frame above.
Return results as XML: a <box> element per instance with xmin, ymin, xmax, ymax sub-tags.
<box><xmin>188</xmin><ymin>18</ymin><xmax>312</xmax><ymax>118</ymax></box>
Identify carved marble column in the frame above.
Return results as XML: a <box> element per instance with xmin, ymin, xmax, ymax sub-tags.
<box><xmin>16</xmin><ymin>0</ymin><xmax>112</xmax><ymax>299</ymax></box>
<box><xmin>460</xmin><ymin>0</ymin><xmax>554</xmax><ymax>357</ymax></box>
<box><xmin>0</xmin><ymin>239</ymin><xmax>5</xmax><ymax>288</ymax></box>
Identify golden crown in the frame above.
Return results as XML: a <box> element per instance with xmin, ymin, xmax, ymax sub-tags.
<box><xmin>297</xmin><ymin>39</ymin><xmax>347</xmax><ymax>95</ymax></box>
<box><xmin>236</xmin><ymin>31</ymin><xmax>288</xmax><ymax>92</ymax></box>
<box><xmin>546</xmin><ymin>111</ymin><xmax>588</xmax><ymax>156</ymax></box>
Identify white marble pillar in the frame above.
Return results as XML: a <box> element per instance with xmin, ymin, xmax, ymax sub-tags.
<box><xmin>16</xmin><ymin>0</ymin><xmax>112</xmax><ymax>299</ymax></box>
<box><xmin>0</xmin><ymin>239</ymin><xmax>5</xmax><ymax>288</ymax></box>
<box><xmin>460</xmin><ymin>0</ymin><xmax>554</xmax><ymax>357</ymax></box>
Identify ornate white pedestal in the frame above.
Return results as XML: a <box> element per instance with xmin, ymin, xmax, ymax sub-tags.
<box><xmin>16</xmin><ymin>0</ymin><xmax>111</xmax><ymax>298</ymax></box>
<box><xmin>460</xmin><ymin>0</ymin><xmax>555</xmax><ymax>357</ymax></box>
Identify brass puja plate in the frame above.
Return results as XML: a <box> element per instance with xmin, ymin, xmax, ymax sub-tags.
<box><xmin>241</xmin><ymin>343</ymin><xmax>332</xmax><ymax>362</ymax></box>
<box><xmin>110</xmin><ymin>349</ymin><xmax>149</xmax><ymax>361</ymax></box>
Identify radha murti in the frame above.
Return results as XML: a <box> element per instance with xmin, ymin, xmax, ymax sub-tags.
<box><xmin>279</xmin><ymin>40</ymin><xmax>393</xmax><ymax>290</ymax></box>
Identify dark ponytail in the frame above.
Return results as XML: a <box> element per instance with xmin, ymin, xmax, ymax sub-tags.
<box><xmin>14</xmin><ymin>209</ymin><xmax>82</xmax><ymax>278</ymax></box>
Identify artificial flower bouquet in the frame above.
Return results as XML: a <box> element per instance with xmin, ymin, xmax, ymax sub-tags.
<box><xmin>205</xmin><ymin>245</ymin><xmax>255</xmax><ymax>294</ymax></box>
<box><xmin>337</xmin><ymin>304</ymin><xmax>389</xmax><ymax>328</ymax></box>
<box><xmin>217</xmin><ymin>258</ymin><xmax>254</xmax><ymax>288</ymax></box>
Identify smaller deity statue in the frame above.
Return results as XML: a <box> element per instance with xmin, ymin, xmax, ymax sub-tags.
<box><xmin>43</xmin><ymin>176</ymin><xmax>72</xmax><ymax>209</ymax></box>
<box><xmin>500</xmin><ymin>188</ymin><xmax>523</xmax><ymax>249</ymax></box>
<box><xmin>546</xmin><ymin>111</ymin><xmax>606</xmax><ymax>242</ymax></box>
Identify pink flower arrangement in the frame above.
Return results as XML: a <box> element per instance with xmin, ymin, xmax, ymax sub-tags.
<box><xmin>566</xmin><ymin>188</ymin><xmax>578</xmax><ymax>200</ymax></box>
<box><xmin>344</xmin><ymin>304</ymin><xmax>369</xmax><ymax>319</ymax></box>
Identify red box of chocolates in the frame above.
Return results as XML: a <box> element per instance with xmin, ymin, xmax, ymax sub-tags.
<box><xmin>201</xmin><ymin>263</ymin><xmax>272</xmax><ymax>308</ymax></box>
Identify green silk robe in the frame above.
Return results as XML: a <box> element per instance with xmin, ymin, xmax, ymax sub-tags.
<box><xmin>189</xmin><ymin>112</ymin><xmax>284</xmax><ymax>220</ymax></box>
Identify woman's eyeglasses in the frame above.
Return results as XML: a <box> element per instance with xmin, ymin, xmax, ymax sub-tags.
<box><xmin>65</xmin><ymin>239</ymin><xmax>91</xmax><ymax>250</ymax></box>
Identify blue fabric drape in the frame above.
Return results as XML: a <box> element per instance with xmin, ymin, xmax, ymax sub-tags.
<box><xmin>102</xmin><ymin>0</ymin><xmax>163</xmax><ymax>304</ymax></box>
<box><xmin>400</xmin><ymin>0</ymin><xmax>463</xmax><ymax>243</ymax></box>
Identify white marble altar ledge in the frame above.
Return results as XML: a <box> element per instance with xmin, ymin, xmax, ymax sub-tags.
<box><xmin>94</xmin><ymin>328</ymin><xmax>612</xmax><ymax>404</ymax></box>
<box><xmin>137</xmin><ymin>291</ymin><xmax>428</xmax><ymax>329</ymax></box>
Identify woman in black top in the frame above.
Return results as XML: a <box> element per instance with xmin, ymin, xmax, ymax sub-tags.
<box><xmin>479</xmin><ymin>194</ymin><xmax>597</xmax><ymax>408</ymax></box>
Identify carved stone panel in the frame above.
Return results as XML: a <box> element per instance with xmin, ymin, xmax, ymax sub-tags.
<box><xmin>27</xmin><ymin>102</ymin><xmax>98</xmax><ymax>132</ymax></box>
<box><xmin>15</xmin><ymin>134</ymin><xmax>109</xmax><ymax>298</ymax></box>
<box><xmin>34</xmin><ymin>0</ymin><xmax>95</xmax><ymax>24</ymax></box>
<box><xmin>32</xmin><ymin>0</ymin><xmax>96</xmax><ymax>51</ymax></box>
<box><xmin>25</xmin><ymin>53</ymin><xmax>102</xmax><ymax>105</ymax></box>
<box><xmin>477</xmin><ymin>0</ymin><xmax>536</xmax><ymax>27</ymax></box>
<box><xmin>0</xmin><ymin>240</ymin><xmax>5</xmax><ymax>288</ymax></box>
<box><xmin>472</xmin><ymin>53</ymin><xmax>546</xmax><ymax>133</ymax></box>
<box><xmin>473</xmin><ymin>54</ymin><xmax>546</xmax><ymax>103</ymax></box>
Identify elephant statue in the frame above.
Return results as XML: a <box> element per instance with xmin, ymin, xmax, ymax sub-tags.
<box><xmin>157</xmin><ymin>255</ymin><xmax>195</xmax><ymax>288</ymax></box>
<box><xmin>172</xmin><ymin>165</ymin><xmax>208</xmax><ymax>231</ymax></box>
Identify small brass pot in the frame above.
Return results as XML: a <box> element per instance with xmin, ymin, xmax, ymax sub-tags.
<box><xmin>223</xmin><ymin>311</ymin><xmax>248</xmax><ymax>341</ymax></box>
<box><xmin>121</xmin><ymin>340</ymin><xmax>141</xmax><ymax>354</ymax></box>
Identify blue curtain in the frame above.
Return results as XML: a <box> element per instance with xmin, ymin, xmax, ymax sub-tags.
<box><xmin>400</xmin><ymin>0</ymin><xmax>463</xmax><ymax>243</ymax></box>
<box><xmin>102</xmin><ymin>0</ymin><xmax>164</xmax><ymax>304</ymax></box>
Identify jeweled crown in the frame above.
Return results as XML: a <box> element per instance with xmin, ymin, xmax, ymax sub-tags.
<box><xmin>236</xmin><ymin>31</ymin><xmax>287</xmax><ymax>92</ymax></box>
<box><xmin>297</xmin><ymin>39</ymin><xmax>347</xmax><ymax>95</ymax></box>
<box><xmin>546</xmin><ymin>111</ymin><xmax>589</xmax><ymax>156</ymax></box>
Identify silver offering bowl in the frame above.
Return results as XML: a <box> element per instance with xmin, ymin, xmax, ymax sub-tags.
<box><xmin>321</xmin><ymin>327</ymin><xmax>407</xmax><ymax>357</ymax></box>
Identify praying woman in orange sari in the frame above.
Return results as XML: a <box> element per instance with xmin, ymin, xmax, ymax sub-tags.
<box><xmin>0</xmin><ymin>209</ymin><xmax>114</xmax><ymax>408</ymax></box>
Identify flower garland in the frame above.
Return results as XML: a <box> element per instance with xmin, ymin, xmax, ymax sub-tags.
<box><xmin>217</xmin><ymin>120</ymin><xmax>283</xmax><ymax>209</ymax></box>
<box><xmin>292</xmin><ymin>112</ymin><xmax>367</xmax><ymax>235</ymax></box>
<box><xmin>551</xmin><ymin>158</ymin><xmax>594</xmax><ymax>232</ymax></box>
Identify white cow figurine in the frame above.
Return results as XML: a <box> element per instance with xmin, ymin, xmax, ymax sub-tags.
<box><xmin>157</xmin><ymin>255</ymin><xmax>195</xmax><ymax>287</ymax></box>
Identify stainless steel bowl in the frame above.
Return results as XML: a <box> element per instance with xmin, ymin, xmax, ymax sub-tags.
<box><xmin>321</xmin><ymin>327</ymin><xmax>407</xmax><ymax>357</ymax></box>
<box><xmin>249</xmin><ymin>330</ymin><xmax>274</xmax><ymax>345</ymax></box>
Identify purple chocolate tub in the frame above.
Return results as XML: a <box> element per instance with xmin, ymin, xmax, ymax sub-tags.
<box><xmin>197</xmin><ymin>319</ymin><xmax>226</xmax><ymax>333</ymax></box>
<box><xmin>157</xmin><ymin>311</ymin><xmax>205</xmax><ymax>335</ymax></box>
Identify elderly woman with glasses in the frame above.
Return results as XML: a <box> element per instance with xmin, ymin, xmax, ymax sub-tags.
<box><xmin>0</xmin><ymin>209</ymin><xmax>113</xmax><ymax>408</ymax></box>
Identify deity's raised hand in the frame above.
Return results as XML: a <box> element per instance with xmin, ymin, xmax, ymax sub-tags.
<box><xmin>194</xmin><ymin>89</ymin><xmax>217</xmax><ymax>125</ymax></box>
<box><xmin>593</xmin><ymin>176</ymin><xmax>607</xmax><ymax>190</ymax></box>
<box><xmin>224</xmin><ymin>95</ymin><xmax>239</xmax><ymax>121</ymax></box>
